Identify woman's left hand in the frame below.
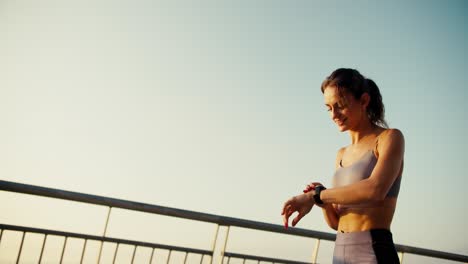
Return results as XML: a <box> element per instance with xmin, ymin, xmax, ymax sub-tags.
<box><xmin>281</xmin><ymin>192</ymin><xmax>314</xmax><ymax>229</ymax></box>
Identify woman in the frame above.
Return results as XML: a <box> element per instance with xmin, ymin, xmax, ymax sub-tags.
<box><xmin>281</xmin><ymin>68</ymin><xmax>404</xmax><ymax>264</ymax></box>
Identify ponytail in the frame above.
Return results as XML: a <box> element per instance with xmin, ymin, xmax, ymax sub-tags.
<box><xmin>364</xmin><ymin>78</ymin><xmax>388</xmax><ymax>128</ymax></box>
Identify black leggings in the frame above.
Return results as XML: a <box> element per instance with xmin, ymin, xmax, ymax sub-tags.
<box><xmin>333</xmin><ymin>229</ymin><xmax>400</xmax><ymax>264</ymax></box>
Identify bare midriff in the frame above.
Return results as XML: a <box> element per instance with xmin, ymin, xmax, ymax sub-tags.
<box><xmin>336</xmin><ymin>198</ymin><xmax>397</xmax><ymax>232</ymax></box>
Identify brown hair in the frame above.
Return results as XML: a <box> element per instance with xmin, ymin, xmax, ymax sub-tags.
<box><xmin>321</xmin><ymin>68</ymin><xmax>388</xmax><ymax>128</ymax></box>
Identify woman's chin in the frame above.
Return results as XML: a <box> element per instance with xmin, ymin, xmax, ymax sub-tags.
<box><xmin>337</xmin><ymin>125</ymin><xmax>348</xmax><ymax>132</ymax></box>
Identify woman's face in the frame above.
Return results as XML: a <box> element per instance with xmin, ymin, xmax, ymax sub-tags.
<box><xmin>323</xmin><ymin>85</ymin><xmax>367</xmax><ymax>132</ymax></box>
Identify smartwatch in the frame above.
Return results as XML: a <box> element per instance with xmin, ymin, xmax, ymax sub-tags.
<box><xmin>313</xmin><ymin>185</ymin><xmax>326</xmax><ymax>205</ymax></box>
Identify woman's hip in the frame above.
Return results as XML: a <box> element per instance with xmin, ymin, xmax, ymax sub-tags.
<box><xmin>333</xmin><ymin>229</ymin><xmax>399</xmax><ymax>264</ymax></box>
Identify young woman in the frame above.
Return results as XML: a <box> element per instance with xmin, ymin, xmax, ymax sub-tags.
<box><xmin>281</xmin><ymin>68</ymin><xmax>404</xmax><ymax>264</ymax></box>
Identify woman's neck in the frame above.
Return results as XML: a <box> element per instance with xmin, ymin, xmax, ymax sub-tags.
<box><xmin>348</xmin><ymin>122</ymin><xmax>379</xmax><ymax>145</ymax></box>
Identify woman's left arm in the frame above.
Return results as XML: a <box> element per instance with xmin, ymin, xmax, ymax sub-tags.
<box><xmin>320</xmin><ymin>129</ymin><xmax>405</xmax><ymax>204</ymax></box>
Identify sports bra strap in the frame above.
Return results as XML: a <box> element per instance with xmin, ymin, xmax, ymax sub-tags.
<box><xmin>373</xmin><ymin>130</ymin><xmax>386</xmax><ymax>158</ymax></box>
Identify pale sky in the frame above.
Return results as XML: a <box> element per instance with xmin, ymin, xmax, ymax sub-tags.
<box><xmin>1</xmin><ymin>0</ymin><xmax>467</xmax><ymax>263</ymax></box>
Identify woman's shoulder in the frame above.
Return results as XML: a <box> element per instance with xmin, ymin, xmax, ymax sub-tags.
<box><xmin>379</xmin><ymin>128</ymin><xmax>404</xmax><ymax>142</ymax></box>
<box><xmin>376</xmin><ymin>128</ymin><xmax>405</xmax><ymax>155</ymax></box>
<box><xmin>336</xmin><ymin>146</ymin><xmax>347</xmax><ymax>157</ymax></box>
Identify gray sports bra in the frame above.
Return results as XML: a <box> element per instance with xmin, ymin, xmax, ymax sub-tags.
<box><xmin>332</xmin><ymin>149</ymin><xmax>402</xmax><ymax>209</ymax></box>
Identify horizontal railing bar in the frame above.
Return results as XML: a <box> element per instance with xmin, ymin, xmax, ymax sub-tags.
<box><xmin>0</xmin><ymin>180</ymin><xmax>334</xmax><ymax>241</ymax></box>
<box><xmin>224</xmin><ymin>252</ymin><xmax>311</xmax><ymax>264</ymax></box>
<box><xmin>0</xmin><ymin>224</ymin><xmax>212</xmax><ymax>256</ymax></box>
<box><xmin>1</xmin><ymin>180</ymin><xmax>468</xmax><ymax>262</ymax></box>
<box><xmin>394</xmin><ymin>244</ymin><xmax>468</xmax><ymax>262</ymax></box>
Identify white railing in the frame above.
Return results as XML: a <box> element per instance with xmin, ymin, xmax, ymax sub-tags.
<box><xmin>1</xmin><ymin>180</ymin><xmax>467</xmax><ymax>264</ymax></box>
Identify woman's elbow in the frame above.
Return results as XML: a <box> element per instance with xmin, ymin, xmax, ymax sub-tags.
<box><xmin>327</xmin><ymin>222</ymin><xmax>338</xmax><ymax>230</ymax></box>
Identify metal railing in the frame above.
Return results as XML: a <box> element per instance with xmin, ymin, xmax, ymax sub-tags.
<box><xmin>1</xmin><ymin>180</ymin><xmax>467</xmax><ymax>264</ymax></box>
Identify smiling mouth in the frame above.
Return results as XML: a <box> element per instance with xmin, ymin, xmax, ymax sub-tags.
<box><xmin>336</xmin><ymin>118</ymin><xmax>347</xmax><ymax>126</ymax></box>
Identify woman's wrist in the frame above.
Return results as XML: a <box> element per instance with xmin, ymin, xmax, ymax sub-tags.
<box><xmin>302</xmin><ymin>183</ymin><xmax>327</xmax><ymax>205</ymax></box>
<box><xmin>313</xmin><ymin>185</ymin><xmax>327</xmax><ymax>205</ymax></box>
<box><xmin>305</xmin><ymin>191</ymin><xmax>315</xmax><ymax>203</ymax></box>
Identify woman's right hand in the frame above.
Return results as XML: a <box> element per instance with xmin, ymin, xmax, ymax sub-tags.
<box><xmin>281</xmin><ymin>192</ymin><xmax>315</xmax><ymax>229</ymax></box>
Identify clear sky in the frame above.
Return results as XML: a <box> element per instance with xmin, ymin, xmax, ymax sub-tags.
<box><xmin>1</xmin><ymin>0</ymin><xmax>467</xmax><ymax>263</ymax></box>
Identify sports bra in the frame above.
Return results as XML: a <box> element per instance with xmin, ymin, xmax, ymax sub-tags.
<box><xmin>332</xmin><ymin>144</ymin><xmax>402</xmax><ymax>210</ymax></box>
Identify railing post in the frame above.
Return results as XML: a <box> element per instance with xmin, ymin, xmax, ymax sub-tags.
<box><xmin>112</xmin><ymin>243</ymin><xmax>119</xmax><ymax>264</ymax></box>
<box><xmin>149</xmin><ymin>248</ymin><xmax>155</xmax><ymax>264</ymax></box>
<box><xmin>166</xmin><ymin>250</ymin><xmax>172</xmax><ymax>264</ymax></box>
<box><xmin>210</xmin><ymin>224</ymin><xmax>220</xmax><ymax>264</ymax></box>
<box><xmin>59</xmin><ymin>237</ymin><xmax>68</xmax><ymax>263</ymax></box>
<box><xmin>97</xmin><ymin>206</ymin><xmax>112</xmax><ymax>264</ymax></box>
<box><xmin>131</xmin><ymin>245</ymin><xmax>137</xmax><ymax>264</ymax></box>
<box><xmin>311</xmin><ymin>238</ymin><xmax>320</xmax><ymax>264</ymax></box>
<box><xmin>15</xmin><ymin>232</ymin><xmax>25</xmax><ymax>264</ymax></box>
<box><xmin>39</xmin><ymin>234</ymin><xmax>48</xmax><ymax>264</ymax></box>
<box><xmin>219</xmin><ymin>226</ymin><xmax>230</xmax><ymax>264</ymax></box>
<box><xmin>80</xmin><ymin>239</ymin><xmax>88</xmax><ymax>264</ymax></box>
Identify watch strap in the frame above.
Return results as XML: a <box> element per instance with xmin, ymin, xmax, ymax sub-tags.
<box><xmin>313</xmin><ymin>185</ymin><xmax>326</xmax><ymax>204</ymax></box>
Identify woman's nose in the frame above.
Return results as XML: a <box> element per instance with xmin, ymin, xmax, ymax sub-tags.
<box><xmin>331</xmin><ymin>108</ymin><xmax>340</xmax><ymax>119</ymax></box>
